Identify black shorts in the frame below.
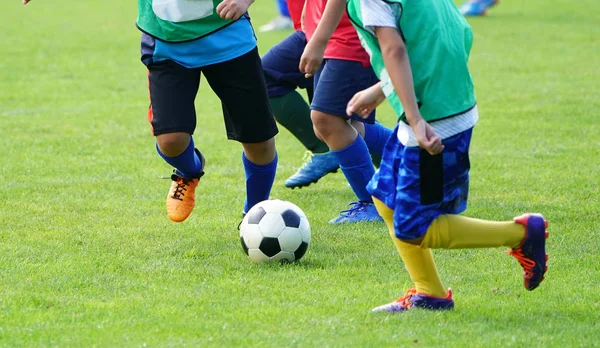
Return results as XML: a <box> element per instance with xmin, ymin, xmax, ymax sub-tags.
<box><xmin>146</xmin><ymin>47</ymin><xmax>278</xmax><ymax>143</ymax></box>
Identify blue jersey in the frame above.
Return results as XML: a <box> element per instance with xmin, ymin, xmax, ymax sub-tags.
<box><xmin>141</xmin><ymin>17</ymin><xmax>257</xmax><ymax>68</ymax></box>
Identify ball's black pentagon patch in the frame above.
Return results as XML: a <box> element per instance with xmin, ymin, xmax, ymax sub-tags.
<box><xmin>247</xmin><ymin>206</ymin><xmax>266</xmax><ymax>224</ymax></box>
<box><xmin>281</xmin><ymin>209</ymin><xmax>301</xmax><ymax>228</ymax></box>
<box><xmin>294</xmin><ymin>241</ymin><xmax>309</xmax><ymax>260</ymax></box>
<box><xmin>240</xmin><ymin>237</ymin><xmax>249</xmax><ymax>255</ymax></box>
<box><xmin>259</xmin><ymin>237</ymin><xmax>281</xmax><ymax>257</ymax></box>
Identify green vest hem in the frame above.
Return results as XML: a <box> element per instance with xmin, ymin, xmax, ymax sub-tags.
<box><xmin>135</xmin><ymin>19</ymin><xmax>238</xmax><ymax>43</ymax></box>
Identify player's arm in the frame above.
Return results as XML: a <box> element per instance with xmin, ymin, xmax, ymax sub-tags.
<box><xmin>375</xmin><ymin>26</ymin><xmax>444</xmax><ymax>155</ymax></box>
<box><xmin>299</xmin><ymin>0</ymin><xmax>346</xmax><ymax>77</ymax></box>
<box><xmin>346</xmin><ymin>82</ymin><xmax>386</xmax><ymax>117</ymax></box>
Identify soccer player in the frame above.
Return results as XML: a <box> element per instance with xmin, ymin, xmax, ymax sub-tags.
<box><xmin>22</xmin><ymin>0</ymin><xmax>279</xmax><ymax>223</ymax></box>
<box><xmin>459</xmin><ymin>0</ymin><xmax>500</xmax><ymax>16</ymax></box>
<box><xmin>263</xmin><ymin>0</ymin><xmax>390</xmax><ymax>191</ymax></box>
<box><xmin>140</xmin><ymin>0</ymin><xmax>280</xmax><ymax>222</ymax></box>
<box><xmin>262</xmin><ymin>0</ymin><xmax>339</xmax><ymax>189</ymax></box>
<box><xmin>344</xmin><ymin>0</ymin><xmax>548</xmax><ymax>311</ymax></box>
<box><xmin>298</xmin><ymin>0</ymin><xmax>394</xmax><ymax>223</ymax></box>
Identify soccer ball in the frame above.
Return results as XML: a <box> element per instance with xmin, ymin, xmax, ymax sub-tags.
<box><xmin>240</xmin><ymin>199</ymin><xmax>311</xmax><ymax>263</ymax></box>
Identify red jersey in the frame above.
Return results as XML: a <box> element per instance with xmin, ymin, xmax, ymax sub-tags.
<box><xmin>303</xmin><ymin>0</ymin><xmax>371</xmax><ymax>66</ymax></box>
<box><xmin>286</xmin><ymin>0</ymin><xmax>304</xmax><ymax>31</ymax></box>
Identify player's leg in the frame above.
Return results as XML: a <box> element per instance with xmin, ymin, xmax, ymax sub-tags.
<box><xmin>459</xmin><ymin>0</ymin><xmax>500</xmax><ymax>16</ymax></box>
<box><xmin>371</xmin><ymin>127</ymin><xmax>548</xmax><ymax>313</ymax></box>
<box><xmin>263</xmin><ymin>31</ymin><xmax>320</xmax><ymax>152</ymax></box>
<box><xmin>351</xmin><ymin>120</ymin><xmax>391</xmax><ymax>168</ymax></box>
<box><xmin>418</xmin><ymin>214</ymin><xmax>549</xmax><ymax>291</ymax></box>
<box><xmin>146</xmin><ymin>56</ymin><xmax>205</xmax><ymax>223</ymax></box>
<box><xmin>310</xmin><ymin>59</ymin><xmax>390</xmax><ymax>223</ymax></box>
<box><xmin>373</xmin><ymin>198</ymin><xmax>447</xmax><ymax>299</ymax></box>
<box><xmin>262</xmin><ymin>31</ymin><xmax>338</xmax><ymax>188</ymax></box>
<box><xmin>202</xmin><ymin>47</ymin><xmax>279</xmax><ymax>214</ymax></box>
<box><xmin>367</xmin><ymin>131</ymin><xmax>452</xmax><ymax>312</ymax></box>
<box><xmin>405</xmin><ymin>127</ymin><xmax>548</xmax><ymax>291</ymax></box>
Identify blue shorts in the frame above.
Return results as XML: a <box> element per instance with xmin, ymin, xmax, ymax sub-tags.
<box><xmin>311</xmin><ymin>59</ymin><xmax>379</xmax><ymax>123</ymax></box>
<box><xmin>262</xmin><ymin>31</ymin><xmax>313</xmax><ymax>98</ymax></box>
<box><xmin>368</xmin><ymin>126</ymin><xmax>473</xmax><ymax>240</ymax></box>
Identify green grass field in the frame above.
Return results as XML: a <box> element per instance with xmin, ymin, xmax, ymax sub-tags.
<box><xmin>1</xmin><ymin>0</ymin><xmax>599</xmax><ymax>346</ymax></box>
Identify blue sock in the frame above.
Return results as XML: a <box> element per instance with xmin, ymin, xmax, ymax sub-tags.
<box><xmin>243</xmin><ymin>152</ymin><xmax>278</xmax><ymax>213</ymax></box>
<box><xmin>363</xmin><ymin>122</ymin><xmax>393</xmax><ymax>158</ymax></box>
<box><xmin>276</xmin><ymin>0</ymin><xmax>290</xmax><ymax>17</ymax></box>
<box><xmin>156</xmin><ymin>137</ymin><xmax>202</xmax><ymax>178</ymax></box>
<box><xmin>333</xmin><ymin>136</ymin><xmax>375</xmax><ymax>202</ymax></box>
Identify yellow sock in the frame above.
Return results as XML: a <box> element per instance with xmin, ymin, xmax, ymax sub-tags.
<box><xmin>421</xmin><ymin>214</ymin><xmax>525</xmax><ymax>249</ymax></box>
<box><xmin>373</xmin><ymin>198</ymin><xmax>446</xmax><ymax>298</ymax></box>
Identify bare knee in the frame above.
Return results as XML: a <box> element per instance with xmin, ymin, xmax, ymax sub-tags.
<box><xmin>310</xmin><ymin>111</ymin><xmax>332</xmax><ymax>137</ymax></box>
<box><xmin>311</xmin><ymin>111</ymin><xmax>358</xmax><ymax>150</ymax></box>
<box><xmin>310</xmin><ymin>111</ymin><xmax>348</xmax><ymax>139</ymax></box>
<box><xmin>156</xmin><ymin>132</ymin><xmax>191</xmax><ymax>157</ymax></box>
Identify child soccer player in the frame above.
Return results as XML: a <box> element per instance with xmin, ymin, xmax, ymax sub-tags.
<box><xmin>262</xmin><ymin>0</ymin><xmax>339</xmax><ymax>189</ymax></box>
<box><xmin>137</xmin><ymin>0</ymin><xmax>279</xmax><ymax>223</ymax></box>
<box><xmin>344</xmin><ymin>0</ymin><xmax>548</xmax><ymax>311</ymax></box>
<box><xmin>299</xmin><ymin>0</ymin><xmax>394</xmax><ymax>223</ymax></box>
<box><xmin>262</xmin><ymin>0</ymin><xmax>389</xmax><ymax>190</ymax></box>
<box><xmin>23</xmin><ymin>0</ymin><xmax>279</xmax><ymax>223</ymax></box>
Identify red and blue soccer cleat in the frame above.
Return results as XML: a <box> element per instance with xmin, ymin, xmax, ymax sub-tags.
<box><xmin>372</xmin><ymin>288</ymin><xmax>454</xmax><ymax>313</ymax></box>
<box><xmin>508</xmin><ymin>214</ymin><xmax>549</xmax><ymax>291</ymax></box>
<box><xmin>459</xmin><ymin>0</ymin><xmax>500</xmax><ymax>16</ymax></box>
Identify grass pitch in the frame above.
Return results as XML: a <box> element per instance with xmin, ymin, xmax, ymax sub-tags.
<box><xmin>1</xmin><ymin>0</ymin><xmax>599</xmax><ymax>347</ymax></box>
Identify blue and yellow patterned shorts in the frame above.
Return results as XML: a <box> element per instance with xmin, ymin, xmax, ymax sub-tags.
<box><xmin>367</xmin><ymin>125</ymin><xmax>473</xmax><ymax>240</ymax></box>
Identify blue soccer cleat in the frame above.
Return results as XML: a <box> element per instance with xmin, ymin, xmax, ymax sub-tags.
<box><xmin>329</xmin><ymin>201</ymin><xmax>383</xmax><ymax>224</ymax></box>
<box><xmin>285</xmin><ymin>151</ymin><xmax>339</xmax><ymax>189</ymax></box>
<box><xmin>508</xmin><ymin>213</ymin><xmax>549</xmax><ymax>291</ymax></box>
<box><xmin>372</xmin><ymin>288</ymin><xmax>455</xmax><ymax>313</ymax></box>
<box><xmin>459</xmin><ymin>0</ymin><xmax>499</xmax><ymax>16</ymax></box>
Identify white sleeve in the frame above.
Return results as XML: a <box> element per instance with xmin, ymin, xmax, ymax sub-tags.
<box><xmin>359</xmin><ymin>0</ymin><xmax>399</xmax><ymax>35</ymax></box>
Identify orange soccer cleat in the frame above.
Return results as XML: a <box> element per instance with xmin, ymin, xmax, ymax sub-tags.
<box><xmin>166</xmin><ymin>151</ymin><xmax>205</xmax><ymax>222</ymax></box>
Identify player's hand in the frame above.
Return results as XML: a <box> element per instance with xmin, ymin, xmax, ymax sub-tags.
<box><xmin>346</xmin><ymin>85</ymin><xmax>386</xmax><ymax>118</ymax></box>
<box><xmin>410</xmin><ymin>117</ymin><xmax>444</xmax><ymax>155</ymax></box>
<box><xmin>299</xmin><ymin>40</ymin><xmax>326</xmax><ymax>78</ymax></box>
<box><xmin>216</xmin><ymin>0</ymin><xmax>253</xmax><ymax>20</ymax></box>
<box><xmin>23</xmin><ymin>0</ymin><xmax>31</xmax><ymax>4</ymax></box>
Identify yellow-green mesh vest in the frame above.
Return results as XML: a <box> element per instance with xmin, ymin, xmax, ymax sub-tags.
<box><xmin>137</xmin><ymin>0</ymin><xmax>235</xmax><ymax>42</ymax></box>
<box><xmin>346</xmin><ymin>0</ymin><xmax>476</xmax><ymax>122</ymax></box>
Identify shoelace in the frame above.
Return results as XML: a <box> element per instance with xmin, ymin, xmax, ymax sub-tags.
<box><xmin>170</xmin><ymin>174</ymin><xmax>194</xmax><ymax>201</ymax></box>
<box><xmin>394</xmin><ymin>288</ymin><xmax>418</xmax><ymax>309</ymax></box>
<box><xmin>507</xmin><ymin>248</ymin><xmax>536</xmax><ymax>278</ymax></box>
<box><xmin>297</xmin><ymin>151</ymin><xmax>314</xmax><ymax>169</ymax></box>
<box><xmin>339</xmin><ymin>201</ymin><xmax>370</xmax><ymax>217</ymax></box>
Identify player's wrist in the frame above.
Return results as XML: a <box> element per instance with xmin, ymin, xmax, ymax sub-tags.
<box><xmin>308</xmin><ymin>35</ymin><xmax>328</xmax><ymax>48</ymax></box>
<box><xmin>370</xmin><ymin>83</ymin><xmax>386</xmax><ymax>103</ymax></box>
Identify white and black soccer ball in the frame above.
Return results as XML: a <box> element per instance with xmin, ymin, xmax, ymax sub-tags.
<box><xmin>240</xmin><ymin>199</ymin><xmax>311</xmax><ymax>263</ymax></box>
